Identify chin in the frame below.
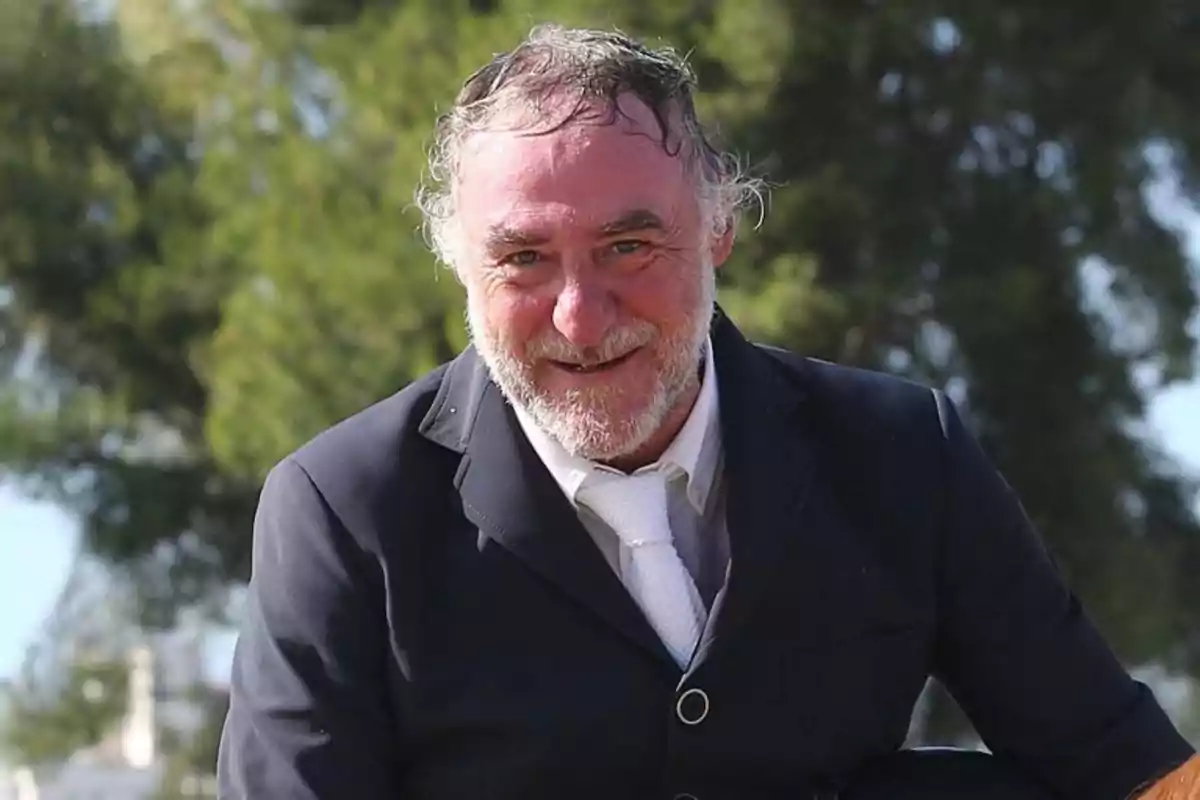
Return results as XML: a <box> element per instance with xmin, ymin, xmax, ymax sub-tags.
<box><xmin>558</xmin><ymin>425</ymin><xmax>653</xmax><ymax>463</ymax></box>
<box><xmin>539</xmin><ymin>392</ymin><xmax>670</xmax><ymax>462</ymax></box>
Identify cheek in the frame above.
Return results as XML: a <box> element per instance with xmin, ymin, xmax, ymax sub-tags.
<box><xmin>478</xmin><ymin>283</ymin><xmax>555</xmax><ymax>345</ymax></box>
<box><xmin>618</xmin><ymin>260</ymin><xmax>702</xmax><ymax>328</ymax></box>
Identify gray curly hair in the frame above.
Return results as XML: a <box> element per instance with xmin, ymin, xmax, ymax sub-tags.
<box><xmin>415</xmin><ymin>24</ymin><xmax>764</xmax><ymax>271</ymax></box>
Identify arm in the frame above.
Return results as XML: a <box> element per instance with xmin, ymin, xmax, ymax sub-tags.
<box><xmin>217</xmin><ymin>457</ymin><xmax>400</xmax><ymax>799</ymax></box>
<box><xmin>929</xmin><ymin>391</ymin><xmax>1195</xmax><ymax>800</ymax></box>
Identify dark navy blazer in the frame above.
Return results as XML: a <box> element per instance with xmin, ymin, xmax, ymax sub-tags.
<box><xmin>217</xmin><ymin>310</ymin><xmax>1194</xmax><ymax>799</ymax></box>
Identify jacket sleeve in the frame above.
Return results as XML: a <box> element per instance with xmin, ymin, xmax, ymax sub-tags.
<box><xmin>217</xmin><ymin>456</ymin><xmax>400</xmax><ymax>799</ymax></box>
<box><xmin>929</xmin><ymin>391</ymin><xmax>1195</xmax><ymax>800</ymax></box>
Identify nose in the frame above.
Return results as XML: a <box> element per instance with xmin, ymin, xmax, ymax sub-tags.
<box><xmin>552</xmin><ymin>273</ymin><xmax>616</xmax><ymax>349</ymax></box>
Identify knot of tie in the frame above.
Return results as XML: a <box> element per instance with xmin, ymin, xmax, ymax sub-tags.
<box><xmin>576</xmin><ymin>471</ymin><xmax>672</xmax><ymax>548</ymax></box>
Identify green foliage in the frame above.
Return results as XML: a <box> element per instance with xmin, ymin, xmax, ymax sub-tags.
<box><xmin>1</xmin><ymin>0</ymin><xmax>1198</xmax><ymax>751</ymax></box>
<box><xmin>0</xmin><ymin>0</ymin><xmax>260</xmax><ymax>617</ymax></box>
<box><xmin>1</xmin><ymin>658</ymin><xmax>129</xmax><ymax>766</ymax></box>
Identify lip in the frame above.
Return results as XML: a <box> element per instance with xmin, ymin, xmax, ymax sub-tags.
<box><xmin>550</xmin><ymin>347</ymin><xmax>642</xmax><ymax>375</ymax></box>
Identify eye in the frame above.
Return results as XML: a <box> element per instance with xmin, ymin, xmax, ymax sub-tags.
<box><xmin>500</xmin><ymin>250</ymin><xmax>542</xmax><ymax>267</ymax></box>
<box><xmin>610</xmin><ymin>240</ymin><xmax>647</xmax><ymax>256</ymax></box>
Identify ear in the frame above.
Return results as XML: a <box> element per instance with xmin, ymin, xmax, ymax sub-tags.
<box><xmin>708</xmin><ymin>221</ymin><xmax>736</xmax><ymax>269</ymax></box>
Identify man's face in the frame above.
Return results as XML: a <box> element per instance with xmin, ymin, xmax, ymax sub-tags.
<box><xmin>453</xmin><ymin>93</ymin><xmax>734</xmax><ymax>462</ymax></box>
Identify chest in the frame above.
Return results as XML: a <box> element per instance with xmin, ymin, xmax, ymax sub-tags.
<box><xmin>380</xmin><ymin>475</ymin><xmax>936</xmax><ymax>799</ymax></box>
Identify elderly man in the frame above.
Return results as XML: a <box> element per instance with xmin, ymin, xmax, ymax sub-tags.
<box><xmin>217</xmin><ymin>24</ymin><xmax>1198</xmax><ymax>800</ymax></box>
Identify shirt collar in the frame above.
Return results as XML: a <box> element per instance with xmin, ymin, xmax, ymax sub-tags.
<box><xmin>512</xmin><ymin>338</ymin><xmax>721</xmax><ymax>513</ymax></box>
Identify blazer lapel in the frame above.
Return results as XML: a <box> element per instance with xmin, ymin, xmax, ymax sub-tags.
<box><xmin>420</xmin><ymin>349</ymin><xmax>678</xmax><ymax>672</ymax></box>
<box><xmin>693</xmin><ymin>312</ymin><xmax>821</xmax><ymax>660</ymax></box>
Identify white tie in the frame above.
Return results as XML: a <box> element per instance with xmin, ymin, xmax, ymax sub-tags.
<box><xmin>577</xmin><ymin>471</ymin><xmax>706</xmax><ymax>667</ymax></box>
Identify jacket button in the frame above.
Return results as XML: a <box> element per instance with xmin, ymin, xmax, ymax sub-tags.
<box><xmin>675</xmin><ymin>687</ymin><xmax>709</xmax><ymax>725</ymax></box>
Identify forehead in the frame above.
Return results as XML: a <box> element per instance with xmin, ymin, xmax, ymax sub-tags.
<box><xmin>454</xmin><ymin>97</ymin><xmax>694</xmax><ymax>240</ymax></box>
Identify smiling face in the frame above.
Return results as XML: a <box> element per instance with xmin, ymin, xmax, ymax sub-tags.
<box><xmin>453</xmin><ymin>94</ymin><xmax>734</xmax><ymax>466</ymax></box>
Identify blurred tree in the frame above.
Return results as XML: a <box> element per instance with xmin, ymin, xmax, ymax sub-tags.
<box><xmin>0</xmin><ymin>0</ymin><xmax>1197</xmax><ymax>751</ymax></box>
<box><xmin>0</xmin><ymin>556</ymin><xmax>141</xmax><ymax>765</ymax></box>
<box><xmin>0</xmin><ymin>656</ymin><xmax>129</xmax><ymax>766</ymax></box>
<box><xmin>0</xmin><ymin>0</ymin><xmax>260</xmax><ymax>625</ymax></box>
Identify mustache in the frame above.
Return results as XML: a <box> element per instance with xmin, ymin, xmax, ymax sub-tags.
<box><xmin>525</xmin><ymin>322</ymin><xmax>657</xmax><ymax>366</ymax></box>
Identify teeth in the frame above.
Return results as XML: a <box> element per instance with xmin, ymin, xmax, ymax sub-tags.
<box><xmin>559</xmin><ymin>350</ymin><xmax>634</xmax><ymax>372</ymax></box>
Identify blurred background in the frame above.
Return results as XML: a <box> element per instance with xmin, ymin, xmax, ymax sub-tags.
<box><xmin>0</xmin><ymin>0</ymin><xmax>1198</xmax><ymax>797</ymax></box>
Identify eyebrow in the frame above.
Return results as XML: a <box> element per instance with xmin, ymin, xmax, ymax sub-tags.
<box><xmin>482</xmin><ymin>208</ymin><xmax>668</xmax><ymax>253</ymax></box>
<box><xmin>482</xmin><ymin>226</ymin><xmax>549</xmax><ymax>252</ymax></box>
<box><xmin>597</xmin><ymin>209</ymin><xmax>667</xmax><ymax>237</ymax></box>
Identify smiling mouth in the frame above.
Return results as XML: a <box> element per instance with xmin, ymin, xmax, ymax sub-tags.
<box><xmin>552</xmin><ymin>348</ymin><xmax>641</xmax><ymax>374</ymax></box>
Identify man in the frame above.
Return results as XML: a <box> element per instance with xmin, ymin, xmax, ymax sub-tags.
<box><xmin>217</xmin><ymin>24</ymin><xmax>1198</xmax><ymax>800</ymax></box>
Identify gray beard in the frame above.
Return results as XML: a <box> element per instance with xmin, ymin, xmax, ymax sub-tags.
<box><xmin>465</xmin><ymin>269</ymin><xmax>715</xmax><ymax>461</ymax></box>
